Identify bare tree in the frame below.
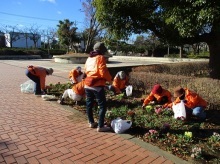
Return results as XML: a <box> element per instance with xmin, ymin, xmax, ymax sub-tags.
<box><xmin>28</xmin><ymin>24</ymin><xmax>41</xmax><ymax>48</ymax></box>
<box><xmin>19</xmin><ymin>27</ymin><xmax>30</xmax><ymax>49</ymax></box>
<box><xmin>81</xmin><ymin>0</ymin><xmax>104</xmax><ymax>53</ymax></box>
<box><xmin>41</xmin><ymin>27</ymin><xmax>57</xmax><ymax>54</ymax></box>
<box><xmin>0</xmin><ymin>24</ymin><xmax>21</xmax><ymax>48</ymax></box>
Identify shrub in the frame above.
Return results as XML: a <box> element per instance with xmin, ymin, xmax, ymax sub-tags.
<box><xmin>131</xmin><ymin>62</ymin><xmax>210</xmax><ymax>77</ymax></box>
<box><xmin>129</xmin><ymin>62</ymin><xmax>220</xmax><ymax>109</ymax></box>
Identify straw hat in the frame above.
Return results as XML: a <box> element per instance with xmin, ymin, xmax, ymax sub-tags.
<box><xmin>174</xmin><ymin>86</ymin><xmax>185</xmax><ymax>97</ymax></box>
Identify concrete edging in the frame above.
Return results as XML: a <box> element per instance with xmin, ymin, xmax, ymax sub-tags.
<box><xmin>112</xmin><ymin>56</ymin><xmax>208</xmax><ymax>63</ymax></box>
<box><xmin>50</xmin><ymin>101</ymin><xmax>189</xmax><ymax>164</ymax></box>
<box><xmin>0</xmin><ymin>55</ymin><xmax>42</xmax><ymax>60</ymax></box>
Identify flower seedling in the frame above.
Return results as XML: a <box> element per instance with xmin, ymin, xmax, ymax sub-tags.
<box><xmin>145</xmin><ymin>105</ymin><xmax>153</xmax><ymax>112</ymax></box>
<box><xmin>184</xmin><ymin>131</ymin><xmax>193</xmax><ymax>138</ymax></box>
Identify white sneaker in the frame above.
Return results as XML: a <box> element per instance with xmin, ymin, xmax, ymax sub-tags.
<box><xmin>89</xmin><ymin>122</ymin><xmax>98</xmax><ymax>128</ymax></box>
<box><xmin>97</xmin><ymin>126</ymin><xmax>110</xmax><ymax>132</ymax></box>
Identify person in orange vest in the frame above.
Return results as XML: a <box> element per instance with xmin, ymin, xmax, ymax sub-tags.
<box><xmin>170</xmin><ymin>86</ymin><xmax>207</xmax><ymax>120</ymax></box>
<box><xmin>107</xmin><ymin>71</ymin><xmax>129</xmax><ymax>95</ymax></box>
<box><xmin>58</xmin><ymin>74</ymin><xmax>86</xmax><ymax>105</ymax></box>
<box><xmin>69</xmin><ymin>66</ymin><xmax>83</xmax><ymax>84</ymax></box>
<box><xmin>25</xmin><ymin>65</ymin><xmax>53</xmax><ymax>95</ymax></box>
<box><xmin>142</xmin><ymin>84</ymin><xmax>172</xmax><ymax>109</ymax></box>
<box><xmin>84</xmin><ymin>42</ymin><xmax>112</xmax><ymax>132</ymax></box>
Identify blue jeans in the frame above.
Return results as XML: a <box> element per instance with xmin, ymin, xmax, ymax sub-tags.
<box><xmin>186</xmin><ymin>106</ymin><xmax>206</xmax><ymax>120</ymax></box>
<box><xmin>85</xmin><ymin>87</ymin><xmax>106</xmax><ymax>128</ymax></box>
<box><xmin>25</xmin><ymin>69</ymin><xmax>41</xmax><ymax>94</ymax></box>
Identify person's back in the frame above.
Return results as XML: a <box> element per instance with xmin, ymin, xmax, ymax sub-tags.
<box><xmin>84</xmin><ymin>42</ymin><xmax>112</xmax><ymax>132</ymax></box>
<box><xmin>85</xmin><ymin>53</ymin><xmax>111</xmax><ymax>87</ymax></box>
<box><xmin>72</xmin><ymin>80</ymin><xmax>85</xmax><ymax>96</ymax></box>
<box><xmin>69</xmin><ymin>66</ymin><xmax>82</xmax><ymax>84</ymax></box>
<box><xmin>58</xmin><ymin>80</ymin><xmax>85</xmax><ymax>105</ymax></box>
<box><xmin>26</xmin><ymin>65</ymin><xmax>53</xmax><ymax>95</ymax></box>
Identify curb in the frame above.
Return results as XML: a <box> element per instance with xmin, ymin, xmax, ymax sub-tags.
<box><xmin>112</xmin><ymin>56</ymin><xmax>208</xmax><ymax>63</ymax></box>
<box><xmin>0</xmin><ymin>55</ymin><xmax>42</xmax><ymax>60</ymax></box>
<box><xmin>50</xmin><ymin>100</ymin><xmax>189</xmax><ymax>164</ymax></box>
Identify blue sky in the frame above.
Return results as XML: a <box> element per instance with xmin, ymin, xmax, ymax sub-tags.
<box><xmin>0</xmin><ymin>0</ymin><xmax>86</xmax><ymax>31</ymax></box>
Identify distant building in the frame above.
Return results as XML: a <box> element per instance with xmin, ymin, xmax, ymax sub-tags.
<box><xmin>0</xmin><ymin>32</ymin><xmax>5</xmax><ymax>47</ymax></box>
<box><xmin>4</xmin><ymin>32</ymin><xmax>41</xmax><ymax>48</ymax></box>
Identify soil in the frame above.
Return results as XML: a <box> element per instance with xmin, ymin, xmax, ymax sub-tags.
<box><xmin>47</xmin><ymin>87</ymin><xmax>220</xmax><ymax>163</ymax></box>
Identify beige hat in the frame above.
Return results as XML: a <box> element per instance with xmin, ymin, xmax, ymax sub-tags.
<box><xmin>46</xmin><ymin>68</ymin><xmax>53</xmax><ymax>75</ymax></box>
<box><xmin>93</xmin><ymin>42</ymin><xmax>107</xmax><ymax>54</ymax></box>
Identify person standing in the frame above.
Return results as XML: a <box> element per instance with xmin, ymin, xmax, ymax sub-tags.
<box><xmin>84</xmin><ymin>42</ymin><xmax>112</xmax><ymax>132</ymax></box>
<box><xmin>25</xmin><ymin>65</ymin><xmax>53</xmax><ymax>95</ymax></box>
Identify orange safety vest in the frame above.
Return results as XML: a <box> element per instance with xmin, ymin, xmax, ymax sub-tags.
<box><xmin>69</xmin><ymin>69</ymin><xmax>80</xmax><ymax>83</ymax></box>
<box><xmin>171</xmin><ymin>89</ymin><xmax>207</xmax><ymax>109</ymax></box>
<box><xmin>28</xmin><ymin>66</ymin><xmax>47</xmax><ymax>90</ymax></box>
<box><xmin>72</xmin><ymin>80</ymin><xmax>85</xmax><ymax>96</ymax></box>
<box><xmin>84</xmin><ymin>54</ymin><xmax>112</xmax><ymax>87</ymax></box>
<box><xmin>113</xmin><ymin>76</ymin><xmax>129</xmax><ymax>94</ymax></box>
<box><xmin>143</xmin><ymin>89</ymin><xmax>172</xmax><ymax>107</ymax></box>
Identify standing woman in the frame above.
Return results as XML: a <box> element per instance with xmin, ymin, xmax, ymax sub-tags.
<box><xmin>84</xmin><ymin>42</ymin><xmax>112</xmax><ymax>132</ymax></box>
<box><xmin>25</xmin><ymin>65</ymin><xmax>53</xmax><ymax>95</ymax></box>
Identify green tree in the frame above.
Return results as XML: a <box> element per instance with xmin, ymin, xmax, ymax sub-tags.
<box><xmin>94</xmin><ymin>0</ymin><xmax>220</xmax><ymax>79</ymax></box>
<box><xmin>57</xmin><ymin>19</ymin><xmax>79</xmax><ymax>53</ymax></box>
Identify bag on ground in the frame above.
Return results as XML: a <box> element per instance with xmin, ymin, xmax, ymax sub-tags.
<box><xmin>111</xmin><ymin>118</ymin><xmax>132</xmax><ymax>134</ymax></box>
<box><xmin>125</xmin><ymin>85</ymin><xmax>133</xmax><ymax>97</ymax></box>
<box><xmin>41</xmin><ymin>95</ymin><xmax>57</xmax><ymax>101</ymax></box>
<box><xmin>172</xmin><ymin>100</ymin><xmax>186</xmax><ymax>119</ymax></box>
<box><xmin>20</xmin><ymin>80</ymin><xmax>35</xmax><ymax>94</ymax></box>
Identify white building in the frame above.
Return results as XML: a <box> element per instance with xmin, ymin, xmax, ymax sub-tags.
<box><xmin>4</xmin><ymin>32</ymin><xmax>41</xmax><ymax>48</ymax></box>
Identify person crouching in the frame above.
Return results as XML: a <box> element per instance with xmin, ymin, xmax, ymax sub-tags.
<box><xmin>25</xmin><ymin>65</ymin><xmax>53</xmax><ymax>95</ymax></box>
<box><xmin>58</xmin><ymin>74</ymin><xmax>86</xmax><ymax>105</ymax></box>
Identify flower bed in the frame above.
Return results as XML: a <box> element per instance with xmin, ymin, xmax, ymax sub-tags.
<box><xmin>46</xmin><ymin>83</ymin><xmax>220</xmax><ymax>163</ymax></box>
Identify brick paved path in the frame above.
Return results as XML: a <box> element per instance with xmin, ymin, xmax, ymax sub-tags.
<box><xmin>0</xmin><ymin>60</ymin><xmax>182</xmax><ymax>164</ymax></box>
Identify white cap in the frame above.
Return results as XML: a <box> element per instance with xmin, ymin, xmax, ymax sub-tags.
<box><xmin>118</xmin><ymin>71</ymin><xmax>126</xmax><ymax>80</ymax></box>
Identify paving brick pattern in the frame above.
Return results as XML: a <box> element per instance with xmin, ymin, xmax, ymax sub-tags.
<box><xmin>0</xmin><ymin>60</ymin><xmax>175</xmax><ymax>164</ymax></box>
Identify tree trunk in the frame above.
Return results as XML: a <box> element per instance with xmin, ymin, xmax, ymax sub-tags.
<box><xmin>25</xmin><ymin>36</ymin><xmax>28</xmax><ymax>49</ymax></box>
<box><xmin>85</xmin><ymin>30</ymin><xmax>93</xmax><ymax>53</ymax></box>
<box><xmin>208</xmin><ymin>43</ymin><xmax>220</xmax><ymax>79</ymax></box>
<box><xmin>179</xmin><ymin>45</ymin><xmax>183</xmax><ymax>58</ymax></box>
<box><xmin>167</xmin><ymin>45</ymin><xmax>170</xmax><ymax>55</ymax></box>
<box><xmin>85</xmin><ymin>37</ymin><xmax>91</xmax><ymax>53</ymax></box>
